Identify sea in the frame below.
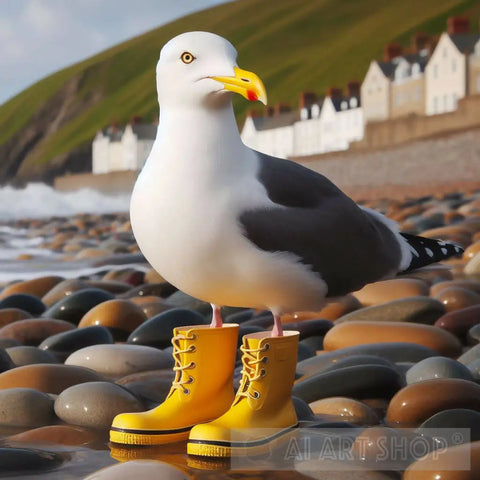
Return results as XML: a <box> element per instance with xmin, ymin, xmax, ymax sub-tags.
<box><xmin>0</xmin><ymin>183</ymin><xmax>133</xmax><ymax>284</ymax></box>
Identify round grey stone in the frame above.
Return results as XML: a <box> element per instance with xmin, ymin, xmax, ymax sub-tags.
<box><xmin>0</xmin><ymin>388</ymin><xmax>55</xmax><ymax>427</ymax></box>
<box><xmin>54</xmin><ymin>381</ymin><xmax>143</xmax><ymax>430</ymax></box>
<box><xmin>457</xmin><ymin>343</ymin><xmax>480</xmax><ymax>365</ymax></box>
<box><xmin>83</xmin><ymin>460</ymin><xmax>189</xmax><ymax>480</ymax></box>
<box><xmin>6</xmin><ymin>346</ymin><xmax>58</xmax><ymax>366</ymax></box>
<box><xmin>65</xmin><ymin>344</ymin><xmax>173</xmax><ymax>378</ymax></box>
<box><xmin>406</xmin><ymin>356</ymin><xmax>475</xmax><ymax>384</ymax></box>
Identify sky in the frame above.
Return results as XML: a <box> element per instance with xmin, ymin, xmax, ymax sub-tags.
<box><xmin>0</xmin><ymin>0</ymin><xmax>231</xmax><ymax>106</ymax></box>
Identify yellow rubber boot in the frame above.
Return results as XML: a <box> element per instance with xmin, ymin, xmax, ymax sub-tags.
<box><xmin>110</xmin><ymin>323</ymin><xmax>239</xmax><ymax>445</ymax></box>
<box><xmin>187</xmin><ymin>330</ymin><xmax>299</xmax><ymax>457</ymax></box>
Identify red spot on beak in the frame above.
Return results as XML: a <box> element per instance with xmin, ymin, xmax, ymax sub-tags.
<box><xmin>247</xmin><ymin>90</ymin><xmax>258</xmax><ymax>101</ymax></box>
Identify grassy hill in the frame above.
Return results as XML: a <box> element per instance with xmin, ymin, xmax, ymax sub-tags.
<box><xmin>1</xmin><ymin>0</ymin><xmax>479</xmax><ymax>183</ymax></box>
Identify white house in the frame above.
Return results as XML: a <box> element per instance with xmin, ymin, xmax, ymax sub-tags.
<box><xmin>425</xmin><ymin>31</ymin><xmax>480</xmax><ymax>115</ymax></box>
<box><xmin>468</xmin><ymin>37</ymin><xmax>480</xmax><ymax>95</ymax></box>
<box><xmin>241</xmin><ymin>94</ymin><xmax>363</xmax><ymax>158</ymax></box>
<box><xmin>318</xmin><ymin>96</ymin><xmax>364</xmax><ymax>153</ymax></box>
<box><xmin>92</xmin><ymin>123</ymin><xmax>157</xmax><ymax>174</ymax></box>
<box><xmin>241</xmin><ymin>110</ymin><xmax>297</xmax><ymax>158</ymax></box>
<box><xmin>360</xmin><ymin>60</ymin><xmax>394</xmax><ymax>122</ymax></box>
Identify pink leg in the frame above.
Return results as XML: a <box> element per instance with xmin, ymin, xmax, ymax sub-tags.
<box><xmin>210</xmin><ymin>303</ymin><xmax>223</xmax><ymax>328</ymax></box>
<box><xmin>271</xmin><ymin>313</ymin><xmax>284</xmax><ymax>337</ymax></box>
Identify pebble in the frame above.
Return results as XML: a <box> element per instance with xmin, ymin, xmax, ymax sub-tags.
<box><xmin>281</xmin><ymin>318</ymin><xmax>333</xmax><ymax>339</ymax></box>
<box><xmin>7</xmin><ymin>424</ymin><xmax>98</xmax><ymax>446</ymax></box>
<box><xmin>386</xmin><ymin>378</ymin><xmax>480</xmax><ymax>427</ymax></box>
<box><xmin>0</xmin><ymin>387</ymin><xmax>54</xmax><ymax>427</ymax></box>
<box><xmin>39</xmin><ymin>326</ymin><xmax>114</xmax><ymax>362</ymax></box>
<box><xmin>43</xmin><ymin>288</ymin><xmax>115</xmax><ymax>324</ymax></box>
<box><xmin>120</xmin><ymin>376</ymin><xmax>172</xmax><ymax>407</ymax></box>
<box><xmin>418</xmin><ymin>408</ymin><xmax>480</xmax><ymax>444</ymax></box>
<box><xmin>434</xmin><ymin>304</ymin><xmax>480</xmax><ymax>341</ymax></box>
<box><xmin>78</xmin><ymin>299</ymin><xmax>147</xmax><ymax>341</ymax></box>
<box><xmin>0</xmin><ymin>308</ymin><xmax>33</xmax><ymax>327</ymax></box>
<box><xmin>74</xmin><ymin>247</ymin><xmax>111</xmax><ymax>259</ymax></box>
<box><xmin>0</xmin><ymin>294</ymin><xmax>46</xmax><ymax>316</ymax></box>
<box><xmin>84</xmin><ymin>460</ymin><xmax>190</xmax><ymax>480</ymax></box>
<box><xmin>119</xmin><ymin>282</ymin><xmax>177</xmax><ymax>300</ymax></box>
<box><xmin>353</xmin><ymin>278</ymin><xmax>429</xmax><ymax>306</ymax></box>
<box><xmin>465</xmin><ymin>251</ymin><xmax>480</xmax><ymax>276</ymax></box>
<box><xmin>0</xmin><ymin>347</ymin><xmax>15</xmax><ymax>372</ymax></box>
<box><xmin>0</xmin><ymin>447</ymin><xmax>66</xmax><ymax>476</ymax></box>
<box><xmin>127</xmin><ymin>308</ymin><xmax>207</xmax><ymax>348</ymax></box>
<box><xmin>296</xmin><ymin>342</ymin><xmax>437</xmax><ymax>378</ymax></box>
<box><xmin>430</xmin><ymin>279</ymin><xmax>480</xmax><ymax>297</ymax></box>
<box><xmin>323</xmin><ymin>321</ymin><xmax>462</xmax><ymax>357</ymax></box>
<box><xmin>162</xmin><ymin>290</ymin><xmax>212</xmax><ymax>316</ymax></box>
<box><xmin>0</xmin><ymin>276</ymin><xmax>64</xmax><ymax>300</ymax></box>
<box><xmin>6</xmin><ymin>346</ymin><xmax>58</xmax><ymax>366</ymax></box>
<box><xmin>130</xmin><ymin>296</ymin><xmax>172</xmax><ymax>318</ymax></box>
<box><xmin>400</xmin><ymin>264</ymin><xmax>453</xmax><ymax>284</ymax></box>
<box><xmin>65</xmin><ymin>344</ymin><xmax>173</xmax><ymax>378</ymax></box>
<box><xmin>468</xmin><ymin>324</ymin><xmax>480</xmax><ymax>344</ymax></box>
<box><xmin>41</xmin><ymin>279</ymin><xmax>89</xmax><ymax>307</ymax></box>
<box><xmin>292</xmin><ymin>364</ymin><xmax>403</xmax><ymax>404</ymax></box>
<box><xmin>457</xmin><ymin>343</ymin><xmax>480</xmax><ymax>365</ymax></box>
<box><xmin>54</xmin><ymin>381</ymin><xmax>143</xmax><ymax>430</ymax></box>
<box><xmin>0</xmin><ymin>338</ymin><xmax>20</xmax><ymax>349</ymax></box>
<box><xmin>336</xmin><ymin>296</ymin><xmax>445</xmax><ymax>324</ymax></box>
<box><xmin>309</xmin><ymin>397</ymin><xmax>379</xmax><ymax>425</ymax></box>
<box><xmin>403</xmin><ymin>440</ymin><xmax>480</xmax><ymax>480</ymax></box>
<box><xmin>406</xmin><ymin>356</ymin><xmax>474</xmax><ymax>384</ymax></box>
<box><xmin>433</xmin><ymin>286</ymin><xmax>480</xmax><ymax>312</ymax></box>
<box><xmin>0</xmin><ymin>318</ymin><xmax>75</xmax><ymax>346</ymax></box>
<box><xmin>0</xmin><ymin>364</ymin><xmax>105</xmax><ymax>394</ymax></box>
<box><xmin>467</xmin><ymin>358</ymin><xmax>480</xmax><ymax>380</ymax></box>
<box><xmin>84</xmin><ymin>279</ymin><xmax>132</xmax><ymax>294</ymax></box>
<box><xmin>464</xmin><ymin>241</ymin><xmax>480</xmax><ymax>259</ymax></box>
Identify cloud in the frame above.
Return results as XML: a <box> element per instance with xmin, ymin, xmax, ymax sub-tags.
<box><xmin>0</xmin><ymin>0</ymin><xmax>231</xmax><ymax>105</ymax></box>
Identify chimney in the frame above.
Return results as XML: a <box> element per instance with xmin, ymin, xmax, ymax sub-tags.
<box><xmin>411</xmin><ymin>32</ymin><xmax>431</xmax><ymax>54</ymax></box>
<box><xmin>130</xmin><ymin>115</ymin><xmax>143</xmax><ymax>124</ymax></box>
<box><xmin>264</xmin><ymin>106</ymin><xmax>275</xmax><ymax>117</ymax></box>
<box><xmin>298</xmin><ymin>91</ymin><xmax>317</xmax><ymax>110</ymax></box>
<box><xmin>447</xmin><ymin>16</ymin><xmax>469</xmax><ymax>34</ymax></box>
<box><xmin>346</xmin><ymin>81</ymin><xmax>360</xmax><ymax>97</ymax></box>
<box><xmin>273</xmin><ymin>103</ymin><xmax>292</xmax><ymax>115</ymax></box>
<box><xmin>325</xmin><ymin>87</ymin><xmax>343</xmax><ymax>98</ymax></box>
<box><xmin>383</xmin><ymin>43</ymin><xmax>403</xmax><ymax>62</ymax></box>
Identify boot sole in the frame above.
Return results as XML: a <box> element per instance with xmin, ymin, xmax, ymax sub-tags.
<box><xmin>187</xmin><ymin>424</ymin><xmax>298</xmax><ymax>457</ymax></box>
<box><xmin>110</xmin><ymin>425</ymin><xmax>192</xmax><ymax>445</ymax></box>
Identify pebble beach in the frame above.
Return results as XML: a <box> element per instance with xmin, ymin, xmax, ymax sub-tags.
<box><xmin>0</xmin><ymin>189</ymin><xmax>480</xmax><ymax>479</ymax></box>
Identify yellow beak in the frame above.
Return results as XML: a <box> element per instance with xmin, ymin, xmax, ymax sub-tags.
<box><xmin>211</xmin><ymin>66</ymin><xmax>267</xmax><ymax>105</ymax></box>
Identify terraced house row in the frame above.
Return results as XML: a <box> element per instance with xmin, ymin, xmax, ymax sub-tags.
<box><xmin>241</xmin><ymin>16</ymin><xmax>480</xmax><ymax>159</ymax></box>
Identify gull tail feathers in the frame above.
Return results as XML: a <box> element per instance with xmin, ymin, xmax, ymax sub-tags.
<box><xmin>399</xmin><ymin>232</ymin><xmax>464</xmax><ymax>272</ymax></box>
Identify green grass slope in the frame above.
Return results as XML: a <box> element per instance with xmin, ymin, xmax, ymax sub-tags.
<box><xmin>0</xmin><ymin>0</ymin><xmax>479</xmax><ymax>181</ymax></box>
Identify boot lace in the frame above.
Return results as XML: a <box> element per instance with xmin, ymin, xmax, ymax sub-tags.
<box><xmin>171</xmin><ymin>332</ymin><xmax>197</xmax><ymax>394</ymax></box>
<box><xmin>236</xmin><ymin>343</ymin><xmax>269</xmax><ymax>400</ymax></box>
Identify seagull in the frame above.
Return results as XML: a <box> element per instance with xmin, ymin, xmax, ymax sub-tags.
<box><xmin>130</xmin><ymin>31</ymin><xmax>463</xmax><ymax>337</ymax></box>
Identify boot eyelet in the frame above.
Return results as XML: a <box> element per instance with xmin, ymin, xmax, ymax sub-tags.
<box><xmin>184</xmin><ymin>388</ymin><xmax>190</xmax><ymax>395</ymax></box>
<box><xmin>260</xmin><ymin>369</ymin><xmax>266</xmax><ymax>377</ymax></box>
<box><xmin>189</xmin><ymin>345</ymin><xmax>197</xmax><ymax>352</ymax></box>
<box><xmin>190</xmin><ymin>333</ymin><xmax>198</xmax><ymax>340</ymax></box>
<box><xmin>263</xmin><ymin>343</ymin><xmax>270</xmax><ymax>351</ymax></box>
<box><xmin>188</xmin><ymin>375</ymin><xmax>194</xmax><ymax>383</ymax></box>
<box><xmin>189</xmin><ymin>362</ymin><xmax>196</xmax><ymax>369</ymax></box>
<box><xmin>262</xmin><ymin>356</ymin><xmax>269</xmax><ymax>363</ymax></box>
<box><xmin>253</xmin><ymin>391</ymin><xmax>260</xmax><ymax>399</ymax></box>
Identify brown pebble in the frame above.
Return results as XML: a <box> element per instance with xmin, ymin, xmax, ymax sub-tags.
<box><xmin>7</xmin><ymin>424</ymin><xmax>98</xmax><ymax>446</ymax></box>
<box><xmin>399</xmin><ymin>265</ymin><xmax>453</xmax><ymax>284</ymax></box>
<box><xmin>0</xmin><ymin>364</ymin><xmax>105</xmax><ymax>394</ymax></box>
<box><xmin>309</xmin><ymin>397</ymin><xmax>379</xmax><ymax>425</ymax></box>
<box><xmin>16</xmin><ymin>254</ymin><xmax>34</xmax><ymax>260</ymax></box>
<box><xmin>323</xmin><ymin>321</ymin><xmax>462</xmax><ymax>357</ymax></box>
<box><xmin>84</xmin><ymin>280</ymin><xmax>132</xmax><ymax>294</ymax></box>
<box><xmin>0</xmin><ymin>276</ymin><xmax>64</xmax><ymax>300</ymax></box>
<box><xmin>386</xmin><ymin>378</ymin><xmax>480</xmax><ymax>427</ymax></box>
<box><xmin>144</xmin><ymin>269</ymin><xmax>166</xmax><ymax>284</ymax></box>
<box><xmin>78</xmin><ymin>299</ymin><xmax>147</xmax><ymax>335</ymax></box>
<box><xmin>0</xmin><ymin>308</ymin><xmax>33</xmax><ymax>327</ymax></box>
<box><xmin>430</xmin><ymin>279</ymin><xmax>480</xmax><ymax>297</ymax></box>
<box><xmin>74</xmin><ymin>248</ymin><xmax>111</xmax><ymax>260</ymax></box>
<box><xmin>434</xmin><ymin>287</ymin><xmax>480</xmax><ymax>312</ymax></box>
<box><xmin>403</xmin><ymin>440</ymin><xmax>480</xmax><ymax>480</ymax></box>
<box><xmin>41</xmin><ymin>279</ymin><xmax>89</xmax><ymax>307</ymax></box>
<box><xmin>353</xmin><ymin>279</ymin><xmax>429</xmax><ymax>307</ymax></box>
<box><xmin>434</xmin><ymin>305</ymin><xmax>480</xmax><ymax>341</ymax></box>
<box><xmin>0</xmin><ymin>318</ymin><xmax>75</xmax><ymax>345</ymax></box>
<box><xmin>464</xmin><ymin>241</ymin><xmax>480</xmax><ymax>260</ymax></box>
<box><xmin>129</xmin><ymin>296</ymin><xmax>171</xmax><ymax>318</ymax></box>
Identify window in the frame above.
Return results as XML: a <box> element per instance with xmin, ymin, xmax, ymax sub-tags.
<box><xmin>452</xmin><ymin>93</ymin><xmax>458</xmax><ymax>109</ymax></box>
<box><xmin>395</xmin><ymin>91</ymin><xmax>402</xmax><ymax>106</ymax></box>
<box><xmin>341</xmin><ymin>101</ymin><xmax>348</xmax><ymax>110</ymax></box>
<box><xmin>433</xmin><ymin>64</ymin><xmax>439</xmax><ymax>79</ymax></box>
<box><xmin>412</xmin><ymin>63</ymin><xmax>420</xmax><ymax>76</ymax></box>
<box><xmin>452</xmin><ymin>59</ymin><xmax>457</xmax><ymax>73</ymax></box>
<box><xmin>312</xmin><ymin>104</ymin><xmax>320</xmax><ymax>118</ymax></box>
<box><xmin>300</xmin><ymin>108</ymin><xmax>309</xmax><ymax>121</ymax></box>
<box><xmin>443</xmin><ymin>47</ymin><xmax>448</xmax><ymax>58</ymax></box>
<box><xmin>433</xmin><ymin>96</ymin><xmax>438</xmax><ymax>113</ymax></box>
<box><xmin>350</xmin><ymin>97</ymin><xmax>358</xmax><ymax>108</ymax></box>
<box><xmin>444</xmin><ymin>94</ymin><xmax>449</xmax><ymax>111</ymax></box>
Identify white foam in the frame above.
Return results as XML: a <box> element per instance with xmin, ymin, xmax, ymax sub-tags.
<box><xmin>0</xmin><ymin>183</ymin><xmax>131</xmax><ymax>220</ymax></box>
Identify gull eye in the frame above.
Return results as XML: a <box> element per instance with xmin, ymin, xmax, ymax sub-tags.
<box><xmin>181</xmin><ymin>52</ymin><xmax>195</xmax><ymax>64</ymax></box>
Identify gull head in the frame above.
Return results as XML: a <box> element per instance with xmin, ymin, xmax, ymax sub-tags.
<box><xmin>156</xmin><ymin>31</ymin><xmax>267</xmax><ymax>109</ymax></box>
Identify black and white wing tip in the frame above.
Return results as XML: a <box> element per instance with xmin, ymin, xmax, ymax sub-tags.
<box><xmin>400</xmin><ymin>232</ymin><xmax>464</xmax><ymax>273</ymax></box>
